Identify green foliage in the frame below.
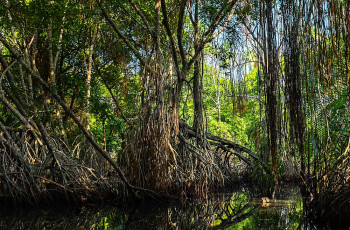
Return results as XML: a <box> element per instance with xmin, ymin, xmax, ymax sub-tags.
<box><xmin>179</xmin><ymin>57</ymin><xmax>262</xmax><ymax>151</ymax></box>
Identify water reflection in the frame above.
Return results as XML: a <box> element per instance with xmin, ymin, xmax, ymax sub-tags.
<box><xmin>0</xmin><ymin>185</ymin><xmax>313</xmax><ymax>229</ymax></box>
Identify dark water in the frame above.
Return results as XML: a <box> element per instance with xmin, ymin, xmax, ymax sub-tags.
<box><xmin>0</xmin><ymin>185</ymin><xmax>317</xmax><ymax>229</ymax></box>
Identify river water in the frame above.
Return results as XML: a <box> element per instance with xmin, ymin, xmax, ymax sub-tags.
<box><xmin>0</xmin><ymin>185</ymin><xmax>320</xmax><ymax>229</ymax></box>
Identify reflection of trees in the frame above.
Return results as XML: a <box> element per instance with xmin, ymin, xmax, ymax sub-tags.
<box><xmin>123</xmin><ymin>198</ymin><xmax>225</xmax><ymax>229</ymax></box>
<box><xmin>0</xmin><ymin>206</ymin><xmax>125</xmax><ymax>230</ymax></box>
<box><xmin>0</xmin><ymin>186</ymin><xmax>307</xmax><ymax>229</ymax></box>
<box><xmin>211</xmin><ymin>203</ymin><xmax>259</xmax><ymax>229</ymax></box>
<box><xmin>124</xmin><ymin>190</ymin><xmax>256</xmax><ymax>229</ymax></box>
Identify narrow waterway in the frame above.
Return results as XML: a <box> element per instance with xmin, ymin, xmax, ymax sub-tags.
<box><xmin>0</xmin><ymin>185</ymin><xmax>318</xmax><ymax>229</ymax></box>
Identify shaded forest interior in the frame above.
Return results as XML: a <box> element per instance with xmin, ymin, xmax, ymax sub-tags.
<box><xmin>0</xmin><ymin>0</ymin><xmax>349</xmax><ymax>226</ymax></box>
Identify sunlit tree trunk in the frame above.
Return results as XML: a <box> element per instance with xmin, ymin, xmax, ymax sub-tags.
<box><xmin>83</xmin><ymin>26</ymin><xmax>96</xmax><ymax>132</ymax></box>
<box><xmin>214</xmin><ymin>64</ymin><xmax>221</xmax><ymax>122</ymax></box>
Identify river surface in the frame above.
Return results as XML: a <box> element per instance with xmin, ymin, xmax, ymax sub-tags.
<box><xmin>0</xmin><ymin>185</ymin><xmax>319</xmax><ymax>229</ymax></box>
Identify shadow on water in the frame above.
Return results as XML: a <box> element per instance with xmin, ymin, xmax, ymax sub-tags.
<box><xmin>0</xmin><ymin>185</ymin><xmax>320</xmax><ymax>229</ymax></box>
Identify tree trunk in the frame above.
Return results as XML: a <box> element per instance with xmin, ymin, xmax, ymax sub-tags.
<box><xmin>192</xmin><ymin>0</ymin><xmax>207</xmax><ymax>148</ymax></box>
<box><xmin>193</xmin><ymin>58</ymin><xmax>207</xmax><ymax>147</ymax></box>
<box><xmin>85</xmin><ymin>28</ymin><xmax>96</xmax><ymax>131</ymax></box>
<box><xmin>264</xmin><ymin>0</ymin><xmax>278</xmax><ymax>184</ymax></box>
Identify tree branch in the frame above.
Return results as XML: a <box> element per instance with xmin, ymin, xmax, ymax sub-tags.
<box><xmin>97</xmin><ymin>0</ymin><xmax>146</xmax><ymax>66</ymax></box>
<box><xmin>177</xmin><ymin>0</ymin><xmax>187</xmax><ymax>66</ymax></box>
<box><xmin>161</xmin><ymin>0</ymin><xmax>181</xmax><ymax>78</ymax></box>
<box><xmin>129</xmin><ymin>0</ymin><xmax>154</xmax><ymax>35</ymax></box>
<box><xmin>189</xmin><ymin>0</ymin><xmax>238</xmax><ymax>67</ymax></box>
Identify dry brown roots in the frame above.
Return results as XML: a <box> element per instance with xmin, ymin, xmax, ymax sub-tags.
<box><xmin>0</xmin><ymin>127</ymin><xmax>117</xmax><ymax>204</ymax></box>
<box><xmin>121</xmin><ymin>119</ymin><xmax>260</xmax><ymax>197</ymax></box>
<box><xmin>0</xmin><ymin>117</ymin><xmax>260</xmax><ymax>203</ymax></box>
